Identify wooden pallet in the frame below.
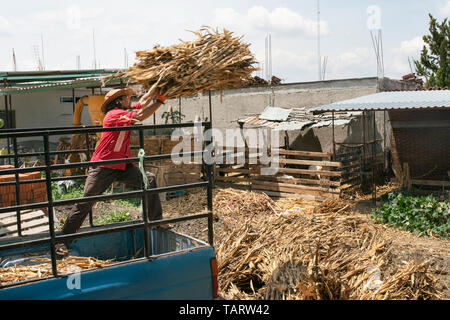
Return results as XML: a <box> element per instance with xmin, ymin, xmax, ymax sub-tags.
<box><xmin>0</xmin><ymin>209</ymin><xmax>49</xmax><ymax>238</ymax></box>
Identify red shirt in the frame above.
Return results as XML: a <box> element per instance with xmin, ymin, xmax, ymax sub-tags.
<box><xmin>90</xmin><ymin>102</ymin><xmax>142</xmax><ymax>170</ymax></box>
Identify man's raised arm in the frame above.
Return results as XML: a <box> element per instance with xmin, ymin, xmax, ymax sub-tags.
<box><xmin>132</xmin><ymin>89</ymin><xmax>167</xmax><ymax>123</ymax></box>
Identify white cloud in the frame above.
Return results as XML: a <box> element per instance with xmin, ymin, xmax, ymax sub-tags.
<box><xmin>384</xmin><ymin>36</ymin><xmax>425</xmax><ymax>78</ymax></box>
<box><xmin>327</xmin><ymin>47</ymin><xmax>375</xmax><ymax>79</ymax></box>
<box><xmin>400</xmin><ymin>36</ymin><xmax>425</xmax><ymax>55</ymax></box>
<box><xmin>0</xmin><ymin>16</ymin><xmax>12</xmax><ymax>36</ymax></box>
<box><xmin>212</xmin><ymin>6</ymin><xmax>330</xmax><ymax>38</ymax></box>
<box><xmin>440</xmin><ymin>1</ymin><xmax>450</xmax><ymax>15</ymax></box>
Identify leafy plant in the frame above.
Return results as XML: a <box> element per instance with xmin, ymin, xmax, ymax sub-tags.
<box><xmin>113</xmin><ymin>198</ymin><xmax>141</xmax><ymax>209</ymax></box>
<box><xmin>94</xmin><ymin>210</ymin><xmax>133</xmax><ymax>225</ymax></box>
<box><xmin>52</xmin><ymin>181</ymin><xmax>84</xmax><ymax>201</ymax></box>
<box><xmin>371</xmin><ymin>193</ymin><xmax>450</xmax><ymax>239</ymax></box>
<box><xmin>161</xmin><ymin>110</ymin><xmax>185</xmax><ymax>124</ymax></box>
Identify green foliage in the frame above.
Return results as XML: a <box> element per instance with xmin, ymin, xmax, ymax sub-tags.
<box><xmin>52</xmin><ymin>182</ymin><xmax>84</xmax><ymax>201</ymax></box>
<box><xmin>94</xmin><ymin>210</ymin><xmax>133</xmax><ymax>225</ymax></box>
<box><xmin>414</xmin><ymin>14</ymin><xmax>450</xmax><ymax>88</ymax></box>
<box><xmin>371</xmin><ymin>192</ymin><xmax>450</xmax><ymax>239</ymax></box>
<box><xmin>161</xmin><ymin>110</ymin><xmax>185</xmax><ymax>124</ymax></box>
<box><xmin>113</xmin><ymin>198</ymin><xmax>141</xmax><ymax>209</ymax></box>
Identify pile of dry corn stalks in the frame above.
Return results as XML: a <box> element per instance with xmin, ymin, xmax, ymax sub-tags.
<box><xmin>0</xmin><ymin>256</ymin><xmax>113</xmax><ymax>285</ymax></box>
<box><xmin>214</xmin><ymin>188</ymin><xmax>444</xmax><ymax>300</ymax></box>
<box><xmin>104</xmin><ymin>26</ymin><xmax>258</xmax><ymax>99</ymax></box>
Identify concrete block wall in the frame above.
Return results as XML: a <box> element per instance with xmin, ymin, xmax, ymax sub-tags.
<box><xmin>150</xmin><ymin>77</ymin><xmax>383</xmax><ymax>133</ymax></box>
<box><xmin>145</xmin><ymin>77</ymin><xmax>419</xmax><ymax>154</ymax></box>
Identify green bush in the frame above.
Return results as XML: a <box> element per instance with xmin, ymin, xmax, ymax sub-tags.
<box><xmin>371</xmin><ymin>193</ymin><xmax>450</xmax><ymax>239</ymax></box>
<box><xmin>52</xmin><ymin>181</ymin><xmax>84</xmax><ymax>201</ymax></box>
<box><xmin>94</xmin><ymin>210</ymin><xmax>133</xmax><ymax>225</ymax></box>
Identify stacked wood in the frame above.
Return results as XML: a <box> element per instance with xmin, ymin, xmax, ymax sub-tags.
<box><xmin>106</xmin><ymin>26</ymin><xmax>258</xmax><ymax>99</ymax></box>
<box><xmin>238</xmin><ymin>76</ymin><xmax>268</xmax><ymax>87</ymax></box>
<box><xmin>231</xmin><ymin>75</ymin><xmax>282</xmax><ymax>88</ymax></box>
<box><xmin>401</xmin><ymin>73</ymin><xmax>423</xmax><ymax>86</ymax></box>
<box><xmin>270</xmin><ymin>76</ymin><xmax>281</xmax><ymax>85</ymax></box>
<box><xmin>213</xmin><ymin>188</ymin><xmax>444</xmax><ymax>300</ymax></box>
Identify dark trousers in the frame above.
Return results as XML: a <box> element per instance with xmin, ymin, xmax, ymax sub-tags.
<box><xmin>61</xmin><ymin>164</ymin><xmax>163</xmax><ymax>236</ymax></box>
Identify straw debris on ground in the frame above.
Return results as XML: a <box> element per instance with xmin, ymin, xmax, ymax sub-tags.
<box><xmin>212</xmin><ymin>188</ymin><xmax>446</xmax><ymax>300</ymax></box>
<box><xmin>104</xmin><ymin>26</ymin><xmax>258</xmax><ymax>99</ymax></box>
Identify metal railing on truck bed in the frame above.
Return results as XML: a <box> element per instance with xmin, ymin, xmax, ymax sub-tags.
<box><xmin>0</xmin><ymin>121</ymin><xmax>214</xmax><ymax>288</ymax></box>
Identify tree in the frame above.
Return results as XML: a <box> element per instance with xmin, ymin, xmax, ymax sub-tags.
<box><xmin>414</xmin><ymin>14</ymin><xmax>450</xmax><ymax>88</ymax></box>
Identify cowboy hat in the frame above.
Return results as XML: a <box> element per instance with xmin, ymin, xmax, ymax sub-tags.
<box><xmin>100</xmin><ymin>88</ymin><xmax>133</xmax><ymax>114</ymax></box>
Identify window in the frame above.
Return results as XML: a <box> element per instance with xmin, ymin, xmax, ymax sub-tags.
<box><xmin>60</xmin><ymin>97</ymin><xmax>83</xmax><ymax>103</ymax></box>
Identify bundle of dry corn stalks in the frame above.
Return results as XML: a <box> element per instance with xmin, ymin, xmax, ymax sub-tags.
<box><xmin>104</xmin><ymin>27</ymin><xmax>258</xmax><ymax>99</ymax></box>
<box><xmin>213</xmin><ymin>188</ymin><xmax>444</xmax><ymax>300</ymax></box>
<box><xmin>0</xmin><ymin>256</ymin><xmax>113</xmax><ymax>285</ymax></box>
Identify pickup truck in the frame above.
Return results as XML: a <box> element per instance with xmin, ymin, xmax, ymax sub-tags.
<box><xmin>0</xmin><ymin>122</ymin><xmax>217</xmax><ymax>300</ymax></box>
<box><xmin>0</xmin><ymin>223</ymin><xmax>218</xmax><ymax>300</ymax></box>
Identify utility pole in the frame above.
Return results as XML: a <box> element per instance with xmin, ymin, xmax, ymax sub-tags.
<box><xmin>265</xmin><ymin>34</ymin><xmax>272</xmax><ymax>82</ymax></box>
<box><xmin>317</xmin><ymin>0</ymin><xmax>321</xmax><ymax>81</ymax></box>
<box><xmin>93</xmin><ymin>28</ymin><xmax>97</xmax><ymax>69</ymax></box>
<box><xmin>12</xmin><ymin>48</ymin><xmax>17</xmax><ymax>71</ymax></box>
<box><xmin>124</xmin><ymin>48</ymin><xmax>129</xmax><ymax>68</ymax></box>
<box><xmin>41</xmin><ymin>34</ymin><xmax>45</xmax><ymax>70</ymax></box>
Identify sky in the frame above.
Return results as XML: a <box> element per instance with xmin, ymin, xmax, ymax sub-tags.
<box><xmin>0</xmin><ymin>0</ymin><xmax>449</xmax><ymax>83</ymax></box>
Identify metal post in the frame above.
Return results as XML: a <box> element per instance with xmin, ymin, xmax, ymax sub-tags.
<box><xmin>204</xmin><ymin>121</ymin><xmax>214</xmax><ymax>247</ymax></box>
<box><xmin>373</xmin><ymin>111</ymin><xmax>377</xmax><ymax>203</ymax></box>
<box><xmin>43</xmin><ymin>134</ymin><xmax>58</xmax><ymax>277</ymax></box>
<box><xmin>383</xmin><ymin>110</ymin><xmax>387</xmax><ymax>171</ymax></box>
<box><xmin>85</xmin><ymin>133</ymin><xmax>94</xmax><ymax>227</ymax></box>
<box><xmin>72</xmin><ymin>88</ymin><xmax>76</xmax><ymax>114</ymax></box>
<box><xmin>4</xmin><ymin>93</ymin><xmax>11</xmax><ymax>164</ymax></box>
<box><xmin>138</xmin><ymin>128</ymin><xmax>150</xmax><ymax>258</ymax></box>
<box><xmin>208</xmin><ymin>90</ymin><xmax>212</xmax><ymax>126</ymax></box>
<box><xmin>12</xmin><ymin>138</ymin><xmax>22</xmax><ymax>237</ymax></box>
<box><xmin>362</xmin><ymin>111</ymin><xmax>366</xmax><ymax>170</ymax></box>
<box><xmin>332</xmin><ymin>111</ymin><xmax>336</xmax><ymax>161</ymax></box>
<box><xmin>178</xmin><ymin>97</ymin><xmax>182</xmax><ymax>122</ymax></box>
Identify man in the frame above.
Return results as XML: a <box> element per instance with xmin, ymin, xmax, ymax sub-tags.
<box><xmin>56</xmin><ymin>87</ymin><xmax>167</xmax><ymax>256</ymax></box>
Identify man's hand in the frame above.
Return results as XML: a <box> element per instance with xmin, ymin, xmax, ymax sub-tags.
<box><xmin>139</xmin><ymin>88</ymin><xmax>167</xmax><ymax>108</ymax></box>
<box><xmin>133</xmin><ymin>88</ymin><xmax>168</xmax><ymax>123</ymax></box>
<box><xmin>139</xmin><ymin>88</ymin><xmax>156</xmax><ymax>108</ymax></box>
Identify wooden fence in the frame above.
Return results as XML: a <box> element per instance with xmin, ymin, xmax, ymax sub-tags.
<box><xmin>214</xmin><ymin>147</ymin><xmax>379</xmax><ymax>201</ymax></box>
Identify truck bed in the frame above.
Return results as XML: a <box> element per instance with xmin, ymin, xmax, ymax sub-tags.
<box><xmin>0</xmin><ymin>221</ymin><xmax>216</xmax><ymax>299</ymax></box>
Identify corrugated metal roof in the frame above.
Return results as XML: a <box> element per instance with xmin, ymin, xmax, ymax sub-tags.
<box><xmin>310</xmin><ymin>90</ymin><xmax>450</xmax><ymax>113</ymax></box>
<box><xmin>238</xmin><ymin>107</ymin><xmax>360</xmax><ymax>131</ymax></box>
<box><xmin>0</xmin><ymin>69</ymin><xmax>128</xmax><ymax>96</ymax></box>
<box><xmin>259</xmin><ymin>107</ymin><xmax>292</xmax><ymax>121</ymax></box>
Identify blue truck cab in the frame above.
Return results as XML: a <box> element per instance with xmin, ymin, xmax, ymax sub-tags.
<box><xmin>0</xmin><ymin>222</ymin><xmax>218</xmax><ymax>299</ymax></box>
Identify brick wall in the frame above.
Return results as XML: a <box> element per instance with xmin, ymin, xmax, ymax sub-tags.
<box><xmin>0</xmin><ymin>165</ymin><xmax>48</xmax><ymax>213</ymax></box>
<box><xmin>389</xmin><ymin>110</ymin><xmax>450</xmax><ymax>181</ymax></box>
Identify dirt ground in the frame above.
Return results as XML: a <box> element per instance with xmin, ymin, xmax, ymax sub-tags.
<box><xmin>54</xmin><ymin>184</ymin><xmax>450</xmax><ymax>299</ymax></box>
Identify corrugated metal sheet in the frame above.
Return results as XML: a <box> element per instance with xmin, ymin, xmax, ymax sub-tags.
<box><xmin>0</xmin><ymin>76</ymin><xmax>126</xmax><ymax>96</ymax></box>
<box><xmin>238</xmin><ymin>108</ymin><xmax>360</xmax><ymax>131</ymax></box>
<box><xmin>274</xmin><ymin>120</ymin><xmax>313</xmax><ymax>131</ymax></box>
<box><xmin>0</xmin><ymin>69</ymin><xmax>128</xmax><ymax>96</ymax></box>
<box><xmin>310</xmin><ymin>90</ymin><xmax>450</xmax><ymax>113</ymax></box>
<box><xmin>259</xmin><ymin>107</ymin><xmax>292</xmax><ymax>121</ymax></box>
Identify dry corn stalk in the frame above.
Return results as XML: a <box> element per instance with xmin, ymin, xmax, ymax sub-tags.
<box><xmin>104</xmin><ymin>26</ymin><xmax>258</xmax><ymax>99</ymax></box>
<box><xmin>0</xmin><ymin>256</ymin><xmax>113</xmax><ymax>286</ymax></box>
<box><xmin>212</xmin><ymin>187</ymin><xmax>445</xmax><ymax>300</ymax></box>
